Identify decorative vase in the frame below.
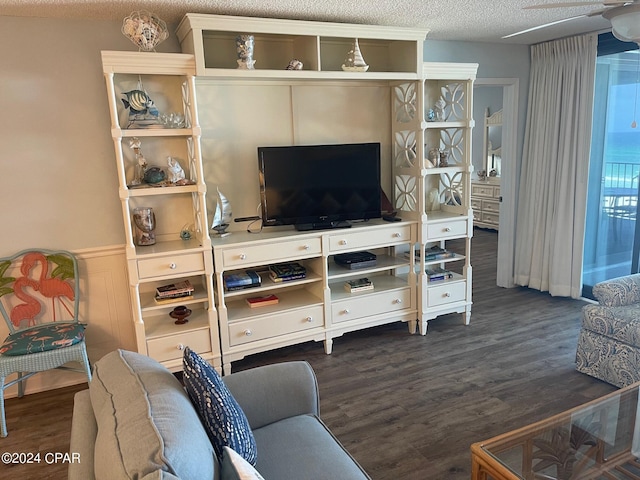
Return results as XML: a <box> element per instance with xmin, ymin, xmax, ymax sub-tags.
<box><xmin>236</xmin><ymin>34</ymin><xmax>255</xmax><ymax>69</ymax></box>
<box><xmin>169</xmin><ymin>305</ymin><xmax>191</xmax><ymax>325</ymax></box>
<box><xmin>133</xmin><ymin>207</ymin><xmax>156</xmax><ymax>246</ymax></box>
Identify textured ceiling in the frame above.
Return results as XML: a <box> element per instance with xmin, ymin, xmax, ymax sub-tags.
<box><xmin>0</xmin><ymin>0</ymin><xmax>616</xmax><ymax>45</ymax></box>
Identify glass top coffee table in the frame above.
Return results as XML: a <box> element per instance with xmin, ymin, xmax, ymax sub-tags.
<box><xmin>471</xmin><ymin>381</ymin><xmax>640</xmax><ymax>480</ymax></box>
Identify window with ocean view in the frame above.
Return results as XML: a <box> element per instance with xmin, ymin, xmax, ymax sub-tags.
<box><xmin>582</xmin><ymin>35</ymin><xmax>640</xmax><ymax>298</ymax></box>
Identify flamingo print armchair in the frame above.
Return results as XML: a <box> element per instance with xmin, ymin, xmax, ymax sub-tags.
<box><xmin>0</xmin><ymin>249</ymin><xmax>91</xmax><ymax>437</ymax></box>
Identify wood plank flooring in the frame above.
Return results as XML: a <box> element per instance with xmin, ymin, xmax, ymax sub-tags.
<box><xmin>0</xmin><ymin>228</ymin><xmax>616</xmax><ymax>479</ymax></box>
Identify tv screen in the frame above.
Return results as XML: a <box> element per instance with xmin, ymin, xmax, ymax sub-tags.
<box><xmin>258</xmin><ymin>142</ymin><xmax>382</xmax><ymax>230</ymax></box>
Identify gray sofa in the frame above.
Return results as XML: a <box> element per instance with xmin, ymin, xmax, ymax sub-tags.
<box><xmin>68</xmin><ymin>349</ymin><xmax>370</xmax><ymax>480</ymax></box>
<box><xmin>576</xmin><ymin>273</ymin><xmax>640</xmax><ymax>387</ymax></box>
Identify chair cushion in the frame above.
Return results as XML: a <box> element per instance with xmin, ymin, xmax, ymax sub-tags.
<box><xmin>0</xmin><ymin>322</ymin><xmax>85</xmax><ymax>356</ymax></box>
<box><xmin>183</xmin><ymin>347</ymin><xmax>257</xmax><ymax>466</ymax></box>
<box><xmin>89</xmin><ymin>349</ymin><xmax>216</xmax><ymax>480</ymax></box>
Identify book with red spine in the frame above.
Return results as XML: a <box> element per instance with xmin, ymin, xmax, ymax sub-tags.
<box><xmin>245</xmin><ymin>294</ymin><xmax>279</xmax><ymax>308</ymax></box>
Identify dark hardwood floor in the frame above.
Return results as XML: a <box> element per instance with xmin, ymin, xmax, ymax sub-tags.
<box><xmin>0</xmin><ymin>228</ymin><xmax>616</xmax><ymax>479</ymax></box>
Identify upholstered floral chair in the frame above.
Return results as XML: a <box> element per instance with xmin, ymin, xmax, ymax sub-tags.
<box><xmin>0</xmin><ymin>249</ymin><xmax>91</xmax><ymax>436</ymax></box>
<box><xmin>576</xmin><ymin>273</ymin><xmax>640</xmax><ymax>387</ymax></box>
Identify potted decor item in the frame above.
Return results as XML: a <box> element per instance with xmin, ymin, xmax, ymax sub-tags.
<box><xmin>132</xmin><ymin>207</ymin><xmax>156</xmax><ymax>246</ymax></box>
<box><xmin>236</xmin><ymin>34</ymin><xmax>256</xmax><ymax>69</ymax></box>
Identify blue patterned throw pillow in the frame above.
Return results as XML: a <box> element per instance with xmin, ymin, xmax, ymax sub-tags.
<box><xmin>182</xmin><ymin>347</ymin><xmax>257</xmax><ymax>465</ymax></box>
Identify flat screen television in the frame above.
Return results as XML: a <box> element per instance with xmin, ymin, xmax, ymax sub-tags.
<box><xmin>258</xmin><ymin>142</ymin><xmax>382</xmax><ymax>231</ymax></box>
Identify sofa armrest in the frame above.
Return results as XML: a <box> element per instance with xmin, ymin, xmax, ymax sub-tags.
<box><xmin>68</xmin><ymin>390</ymin><xmax>96</xmax><ymax>480</ymax></box>
<box><xmin>224</xmin><ymin>361</ymin><xmax>319</xmax><ymax>430</ymax></box>
<box><xmin>593</xmin><ymin>274</ymin><xmax>640</xmax><ymax>307</ymax></box>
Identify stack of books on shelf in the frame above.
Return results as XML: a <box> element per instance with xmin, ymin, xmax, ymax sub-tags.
<box><xmin>223</xmin><ymin>270</ymin><xmax>261</xmax><ymax>291</ymax></box>
<box><xmin>344</xmin><ymin>277</ymin><xmax>374</xmax><ymax>293</ymax></box>
<box><xmin>407</xmin><ymin>246</ymin><xmax>456</xmax><ymax>261</ymax></box>
<box><xmin>423</xmin><ymin>246</ymin><xmax>456</xmax><ymax>261</ymax></box>
<box><xmin>245</xmin><ymin>294</ymin><xmax>279</xmax><ymax>308</ymax></box>
<box><xmin>269</xmin><ymin>262</ymin><xmax>306</xmax><ymax>282</ymax></box>
<box><xmin>425</xmin><ymin>267</ymin><xmax>454</xmax><ymax>282</ymax></box>
<box><xmin>334</xmin><ymin>251</ymin><xmax>377</xmax><ymax>269</ymax></box>
<box><xmin>155</xmin><ymin>280</ymin><xmax>195</xmax><ymax>303</ymax></box>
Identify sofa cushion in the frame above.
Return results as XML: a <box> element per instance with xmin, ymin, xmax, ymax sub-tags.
<box><xmin>89</xmin><ymin>349</ymin><xmax>215</xmax><ymax>480</ymax></box>
<box><xmin>221</xmin><ymin>447</ymin><xmax>265</xmax><ymax>480</ymax></box>
<box><xmin>252</xmin><ymin>415</ymin><xmax>371</xmax><ymax>479</ymax></box>
<box><xmin>183</xmin><ymin>347</ymin><xmax>257</xmax><ymax>466</ymax></box>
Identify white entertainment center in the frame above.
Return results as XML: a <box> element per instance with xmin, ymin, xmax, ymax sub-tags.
<box><xmin>103</xmin><ymin>13</ymin><xmax>477</xmax><ymax>373</ymax></box>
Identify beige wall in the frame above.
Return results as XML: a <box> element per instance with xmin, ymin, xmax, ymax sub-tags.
<box><xmin>0</xmin><ymin>16</ymin><xmax>182</xmax><ymax>254</ymax></box>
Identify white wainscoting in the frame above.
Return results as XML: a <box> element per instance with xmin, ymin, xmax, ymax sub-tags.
<box><xmin>2</xmin><ymin>245</ymin><xmax>135</xmax><ymax>398</ymax></box>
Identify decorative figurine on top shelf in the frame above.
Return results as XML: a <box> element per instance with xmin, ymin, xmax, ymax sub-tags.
<box><xmin>129</xmin><ymin>137</ymin><xmax>147</xmax><ymax>186</ymax></box>
<box><xmin>211</xmin><ymin>188</ymin><xmax>232</xmax><ymax>237</ymax></box>
<box><xmin>341</xmin><ymin>39</ymin><xmax>369</xmax><ymax>72</ymax></box>
<box><xmin>121</xmin><ymin>10</ymin><xmax>169</xmax><ymax>52</ymax></box>
<box><xmin>236</xmin><ymin>34</ymin><xmax>255</xmax><ymax>70</ymax></box>
<box><xmin>286</xmin><ymin>59</ymin><xmax>303</xmax><ymax>70</ymax></box>
<box><xmin>426</xmin><ymin>108</ymin><xmax>436</xmax><ymax>122</ymax></box>
<box><xmin>122</xmin><ymin>80</ymin><xmax>160</xmax><ymax>128</ymax></box>
<box><xmin>434</xmin><ymin>97</ymin><xmax>446</xmax><ymax>122</ymax></box>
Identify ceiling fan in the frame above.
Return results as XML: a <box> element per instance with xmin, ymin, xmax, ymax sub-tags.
<box><xmin>503</xmin><ymin>1</ymin><xmax>640</xmax><ymax>42</ymax></box>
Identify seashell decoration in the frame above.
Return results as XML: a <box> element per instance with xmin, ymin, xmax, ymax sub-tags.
<box><xmin>122</xmin><ymin>11</ymin><xmax>169</xmax><ymax>52</ymax></box>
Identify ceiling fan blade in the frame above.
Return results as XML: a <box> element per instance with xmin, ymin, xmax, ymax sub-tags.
<box><xmin>502</xmin><ymin>14</ymin><xmax>586</xmax><ymax>38</ymax></box>
<box><xmin>524</xmin><ymin>2</ymin><xmax>607</xmax><ymax>9</ymax></box>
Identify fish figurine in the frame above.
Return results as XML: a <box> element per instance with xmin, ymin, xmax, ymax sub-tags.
<box><xmin>121</xmin><ymin>89</ymin><xmax>159</xmax><ymax>118</ymax></box>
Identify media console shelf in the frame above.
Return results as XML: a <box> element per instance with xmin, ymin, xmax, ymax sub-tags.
<box><xmin>212</xmin><ymin>220</ymin><xmax>418</xmax><ymax>373</ymax></box>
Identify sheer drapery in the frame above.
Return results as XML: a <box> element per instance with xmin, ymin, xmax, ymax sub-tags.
<box><xmin>514</xmin><ymin>34</ymin><xmax>597</xmax><ymax>298</ymax></box>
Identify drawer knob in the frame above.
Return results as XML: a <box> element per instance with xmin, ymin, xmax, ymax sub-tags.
<box><xmin>239</xmin><ymin>253</ymin><xmax>247</xmax><ymax>260</ymax></box>
<box><xmin>393</xmin><ymin>232</ymin><xmax>401</xmax><ymax>238</ymax></box>
<box><xmin>393</xmin><ymin>298</ymin><xmax>402</xmax><ymax>304</ymax></box>
<box><xmin>169</xmin><ymin>263</ymin><xmax>177</xmax><ymax>269</ymax></box>
<box><xmin>302</xmin><ymin>244</ymin><xmax>310</xmax><ymax>250</ymax></box>
<box><xmin>445</xmin><ymin>227</ymin><xmax>451</xmax><ymax>232</ymax></box>
<box><xmin>177</xmin><ymin>343</ymin><xmax>185</xmax><ymax>350</ymax></box>
<box><xmin>342</xmin><ymin>308</ymin><xmax>350</xmax><ymax>315</ymax></box>
<box><xmin>244</xmin><ymin>329</ymin><xmax>252</xmax><ymax>336</ymax></box>
<box><xmin>444</xmin><ymin>292</ymin><xmax>451</xmax><ymax>297</ymax></box>
<box><xmin>339</xmin><ymin>239</ymin><xmax>347</xmax><ymax>245</ymax></box>
<box><xmin>306</xmin><ymin>316</ymin><xmax>313</xmax><ymax>323</ymax></box>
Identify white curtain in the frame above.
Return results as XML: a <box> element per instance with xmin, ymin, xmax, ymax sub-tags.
<box><xmin>514</xmin><ymin>34</ymin><xmax>597</xmax><ymax>298</ymax></box>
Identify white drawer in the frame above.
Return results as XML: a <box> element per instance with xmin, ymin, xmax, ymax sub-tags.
<box><xmin>482</xmin><ymin>200</ymin><xmax>500</xmax><ymax>213</ymax></box>
<box><xmin>471</xmin><ymin>184</ymin><xmax>494</xmax><ymax>198</ymax></box>
<box><xmin>482</xmin><ymin>212</ymin><xmax>500</xmax><ymax>225</ymax></box>
<box><xmin>426</xmin><ymin>218</ymin><xmax>468</xmax><ymax>240</ymax></box>
<box><xmin>494</xmin><ymin>186</ymin><xmax>501</xmax><ymax>198</ymax></box>
<box><xmin>228</xmin><ymin>305</ymin><xmax>323</xmax><ymax>346</ymax></box>
<box><xmin>221</xmin><ymin>238</ymin><xmax>321</xmax><ymax>268</ymax></box>
<box><xmin>471</xmin><ymin>199</ymin><xmax>482</xmax><ymax>210</ymax></box>
<box><xmin>427</xmin><ymin>281</ymin><xmax>467</xmax><ymax>307</ymax></box>
<box><xmin>147</xmin><ymin>330</ymin><xmax>212</xmax><ymax>362</ymax></box>
<box><xmin>331</xmin><ymin>288</ymin><xmax>411</xmax><ymax>323</ymax></box>
<box><xmin>329</xmin><ymin>225</ymin><xmax>412</xmax><ymax>252</ymax></box>
<box><xmin>138</xmin><ymin>253</ymin><xmax>204</xmax><ymax>279</ymax></box>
